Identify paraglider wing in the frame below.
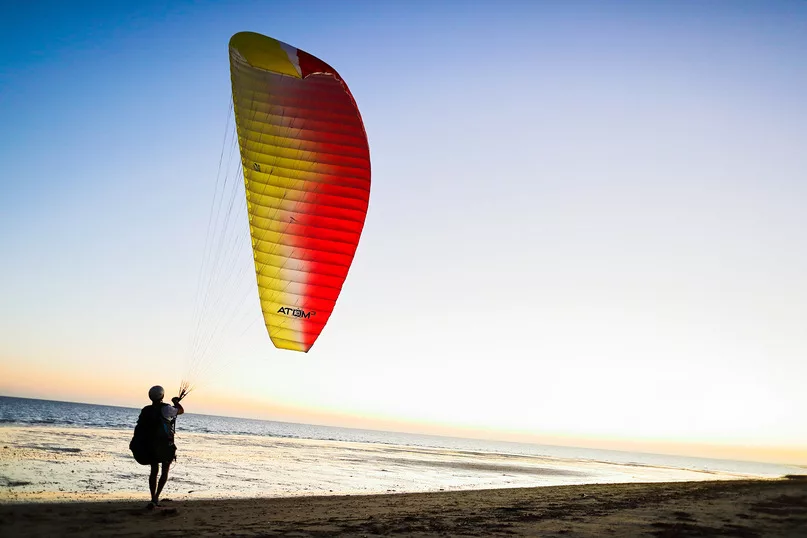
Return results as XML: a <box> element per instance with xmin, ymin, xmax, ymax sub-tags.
<box><xmin>229</xmin><ymin>32</ymin><xmax>371</xmax><ymax>352</ymax></box>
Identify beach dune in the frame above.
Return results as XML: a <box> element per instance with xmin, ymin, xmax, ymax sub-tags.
<box><xmin>2</xmin><ymin>478</ymin><xmax>805</xmax><ymax>537</ymax></box>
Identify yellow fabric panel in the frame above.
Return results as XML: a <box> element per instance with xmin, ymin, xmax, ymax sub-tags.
<box><xmin>229</xmin><ymin>32</ymin><xmax>301</xmax><ymax>78</ymax></box>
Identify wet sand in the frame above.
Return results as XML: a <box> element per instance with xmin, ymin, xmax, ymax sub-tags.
<box><xmin>1</xmin><ymin>477</ymin><xmax>805</xmax><ymax>537</ymax></box>
<box><xmin>1</xmin><ymin>426</ymin><xmax>754</xmax><ymax>502</ymax></box>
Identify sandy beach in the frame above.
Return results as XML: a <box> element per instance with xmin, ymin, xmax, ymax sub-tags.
<box><xmin>1</xmin><ymin>478</ymin><xmax>805</xmax><ymax>537</ymax></box>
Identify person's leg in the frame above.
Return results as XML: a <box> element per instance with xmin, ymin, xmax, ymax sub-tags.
<box><xmin>149</xmin><ymin>463</ymin><xmax>159</xmax><ymax>503</ymax></box>
<box><xmin>154</xmin><ymin>460</ymin><xmax>171</xmax><ymax>503</ymax></box>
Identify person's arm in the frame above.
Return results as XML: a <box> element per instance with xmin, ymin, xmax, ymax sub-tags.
<box><xmin>171</xmin><ymin>397</ymin><xmax>185</xmax><ymax>415</ymax></box>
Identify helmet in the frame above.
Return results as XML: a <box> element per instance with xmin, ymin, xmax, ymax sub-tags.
<box><xmin>148</xmin><ymin>385</ymin><xmax>165</xmax><ymax>402</ymax></box>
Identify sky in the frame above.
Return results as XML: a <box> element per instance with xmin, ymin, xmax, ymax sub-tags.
<box><xmin>1</xmin><ymin>0</ymin><xmax>806</xmax><ymax>465</ymax></box>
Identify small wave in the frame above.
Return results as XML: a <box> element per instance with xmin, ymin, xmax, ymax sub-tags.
<box><xmin>0</xmin><ymin>418</ymin><xmax>61</xmax><ymax>425</ymax></box>
<box><xmin>20</xmin><ymin>444</ymin><xmax>82</xmax><ymax>454</ymax></box>
<box><xmin>0</xmin><ymin>476</ymin><xmax>33</xmax><ymax>487</ymax></box>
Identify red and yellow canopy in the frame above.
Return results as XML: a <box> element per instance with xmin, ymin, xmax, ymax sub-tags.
<box><xmin>229</xmin><ymin>32</ymin><xmax>371</xmax><ymax>352</ymax></box>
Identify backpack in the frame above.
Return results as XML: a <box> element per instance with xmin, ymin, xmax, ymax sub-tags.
<box><xmin>129</xmin><ymin>403</ymin><xmax>176</xmax><ymax>465</ymax></box>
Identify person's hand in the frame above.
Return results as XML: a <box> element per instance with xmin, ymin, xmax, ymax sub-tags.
<box><xmin>172</xmin><ymin>397</ymin><xmax>180</xmax><ymax>404</ymax></box>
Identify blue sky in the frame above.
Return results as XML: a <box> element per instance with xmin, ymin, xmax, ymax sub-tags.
<box><xmin>2</xmin><ymin>1</ymin><xmax>806</xmax><ymax>463</ymax></box>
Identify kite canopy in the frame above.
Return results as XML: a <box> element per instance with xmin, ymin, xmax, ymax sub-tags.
<box><xmin>229</xmin><ymin>32</ymin><xmax>371</xmax><ymax>352</ymax></box>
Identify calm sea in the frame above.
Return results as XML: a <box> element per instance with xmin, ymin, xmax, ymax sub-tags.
<box><xmin>1</xmin><ymin>395</ymin><xmax>800</xmax><ymax>478</ymax></box>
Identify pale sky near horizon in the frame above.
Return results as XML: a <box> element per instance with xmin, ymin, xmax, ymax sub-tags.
<box><xmin>1</xmin><ymin>1</ymin><xmax>806</xmax><ymax>465</ymax></box>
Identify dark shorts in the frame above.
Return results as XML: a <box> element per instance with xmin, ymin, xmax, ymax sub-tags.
<box><xmin>154</xmin><ymin>443</ymin><xmax>177</xmax><ymax>465</ymax></box>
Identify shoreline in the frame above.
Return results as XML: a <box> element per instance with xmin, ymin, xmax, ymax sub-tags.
<box><xmin>2</xmin><ymin>478</ymin><xmax>805</xmax><ymax>536</ymax></box>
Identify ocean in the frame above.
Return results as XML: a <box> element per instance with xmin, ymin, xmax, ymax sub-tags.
<box><xmin>0</xmin><ymin>396</ymin><xmax>801</xmax><ymax>503</ymax></box>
